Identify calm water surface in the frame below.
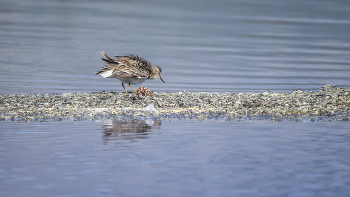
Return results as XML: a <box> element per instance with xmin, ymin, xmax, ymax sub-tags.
<box><xmin>0</xmin><ymin>120</ymin><xmax>350</xmax><ymax>197</ymax></box>
<box><xmin>0</xmin><ymin>0</ymin><xmax>349</xmax><ymax>94</ymax></box>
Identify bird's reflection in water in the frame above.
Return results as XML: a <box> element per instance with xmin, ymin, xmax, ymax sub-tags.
<box><xmin>101</xmin><ymin>119</ymin><xmax>161</xmax><ymax>143</ymax></box>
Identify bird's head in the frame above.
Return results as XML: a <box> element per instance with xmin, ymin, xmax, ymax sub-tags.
<box><xmin>150</xmin><ymin>65</ymin><xmax>165</xmax><ymax>83</ymax></box>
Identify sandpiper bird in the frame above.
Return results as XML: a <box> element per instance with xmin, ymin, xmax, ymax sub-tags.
<box><xmin>95</xmin><ymin>52</ymin><xmax>165</xmax><ymax>93</ymax></box>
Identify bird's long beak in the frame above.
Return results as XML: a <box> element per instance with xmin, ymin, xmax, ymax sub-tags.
<box><xmin>160</xmin><ymin>76</ymin><xmax>165</xmax><ymax>83</ymax></box>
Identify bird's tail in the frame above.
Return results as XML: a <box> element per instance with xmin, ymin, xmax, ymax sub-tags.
<box><xmin>95</xmin><ymin>65</ymin><xmax>116</xmax><ymax>78</ymax></box>
<box><xmin>96</xmin><ymin>52</ymin><xmax>120</xmax><ymax>77</ymax></box>
<box><xmin>101</xmin><ymin>51</ymin><xmax>114</xmax><ymax>63</ymax></box>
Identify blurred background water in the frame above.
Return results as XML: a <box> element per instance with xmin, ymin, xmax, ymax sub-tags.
<box><xmin>0</xmin><ymin>0</ymin><xmax>349</xmax><ymax>94</ymax></box>
<box><xmin>1</xmin><ymin>0</ymin><xmax>350</xmax><ymax>196</ymax></box>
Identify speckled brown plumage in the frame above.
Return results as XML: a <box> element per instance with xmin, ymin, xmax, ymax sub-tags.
<box><xmin>95</xmin><ymin>52</ymin><xmax>165</xmax><ymax>93</ymax></box>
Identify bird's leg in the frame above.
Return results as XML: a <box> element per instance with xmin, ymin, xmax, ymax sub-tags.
<box><xmin>122</xmin><ymin>83</ymin><xmax>129</xmax><ymax>93</ymax></box>
<box><xmin>129</xmin><ymin>83</ymin><xmax>137</xmax><ymax>93</ymax></box>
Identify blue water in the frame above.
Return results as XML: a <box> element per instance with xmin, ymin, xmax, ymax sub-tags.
<box><xmin>0</xmin><ymin>0</ymin><xmax>349</xmax><ymax>94</ymax></box>
<box><xmin>0</xmin><ymin>120</ymin><xmax>350</xmax><ymax>197</ymax></box>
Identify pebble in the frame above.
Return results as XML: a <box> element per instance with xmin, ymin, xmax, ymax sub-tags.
<box><xmin>0</xmin><ymin>84</ymin><xmax>349</xmax><ymax>122</ymax></box>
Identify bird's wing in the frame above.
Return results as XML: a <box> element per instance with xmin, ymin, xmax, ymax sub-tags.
<box><xmin>115</xmin><ymin>54</ymin><xmax>151</xmax><ymax>69</ymax></box>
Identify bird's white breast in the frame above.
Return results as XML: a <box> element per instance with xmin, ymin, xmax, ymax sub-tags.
<box><xmin>117</xmin><ymin>77</ymin><xmax>147</xmax><ymax>85</ymax></box>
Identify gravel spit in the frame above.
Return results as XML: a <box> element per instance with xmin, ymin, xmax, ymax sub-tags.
<box><xmin>0</xmin><ymin>84</ymin><xmax>349</xmax><ymax>122</ymax></box>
